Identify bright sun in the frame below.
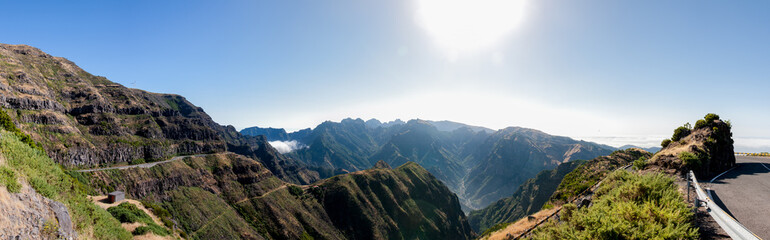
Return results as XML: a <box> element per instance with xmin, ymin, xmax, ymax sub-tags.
<box><xmin>416</xmin><ymin>0</ymin><xmax>527</xmax><ymax>59</ymax></box>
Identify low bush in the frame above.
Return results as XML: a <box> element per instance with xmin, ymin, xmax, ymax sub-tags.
<box><xmin>632</xmin><ymin>157</ymin><xmax>647</xmax><ymax>170</ymax></box>
<box><xmin>694</xmin><ymin>119</ymin><xmax>707</xmax><ymax>129</ymax></box>
<box><xmin>0</xmin><ymin>166</ymin><xmax>20</xmax><ymax>192</ymax></box>
<box><xmin>132</xmin><ymin>223</ymin><xmax>171</xmax><ymax>236</ymax></box>
<box><xmin>107</xmin><ymin>202</ymin><xmax>153</xmax><ymax>224</ymax></box>
<box><xmin>661</xmin><ymin>139</ymin><xmax>672</xmax><ymax>148</ymax></box>
<box><xmin>529</xmin><ymin>171</ymin><xmax>698</xmax><ymax>239</ymax></box>
<box><xmin>131</xmin><ymin>158</ymin><xmax>146</xmax><ymax>165</ymax></box>
<box><xmin>672</xmin><ymin>126</ymin><xmax>691</xmax><ymax>142</ymax></box>
<box><xmin>288</xmin><ymin>185</ymin><xmax>304</xmax><ymax>196</ymax></box>
<box><xmin>678</xmin><ymin>151</ymin><xmax>702</xmax><ymax>170</ymax></box>
<box><xmin>560</xmin><ymin>203</ymin><xmax>577</xmax><ymax>222</ymax></box>
<box><xmin>0</xmin><ymin>108</ymin><xmax>43</xmax><ymax>151</ymax></box>
<box><xmin>704</xmin><ymin>113</ymin><xmax>720</xmax><ymax>123</ymax></box>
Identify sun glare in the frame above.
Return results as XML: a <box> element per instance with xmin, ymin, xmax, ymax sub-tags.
<box><xmin>416</xmin><ymin>0</ymin><xmax>527</xmax><ymax>59</ymax></box>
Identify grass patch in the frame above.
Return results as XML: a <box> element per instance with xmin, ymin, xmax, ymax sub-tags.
<box><xmin>133</xmin><ymin>223</ymin><xmax>170</xmax><ymax>236</ymax></box>
<box><xmin>0</xmin><ymin>166</ymin><xmax>21</xmax><ymax>192</ymax></box>
<box><xmin>141</xmin><ymin>199</ymin><xmax>175</xmax><ymax>229</ymax></box>
<box><xmin>108</xmin><ymin>202</ymin><xmax>171</xmax><ymax>236</ymax></box>
<box><xmin>108</xmin><ymin>202</ymin><xmax>153</xmax><ymax>224</ymax></box>
<box><xmin>0</xmin><ymin>108</ymin><xmax>131</xmax><ymax>239</ymax></box>
<box><xmin>529</xmin><ymin>171</ymin><xmax>698</xmax><ymax>239</ymax></box>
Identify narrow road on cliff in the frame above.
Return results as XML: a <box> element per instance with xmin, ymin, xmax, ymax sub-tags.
<box><xmin>708</xmin><ymin>155</ymin><xmax>770</xmax><ymax>239</ymax></box>
<box><xmin>74</xmin><ymin>153</ymin><xmax>219</xmax><ymax>172</ymax></box>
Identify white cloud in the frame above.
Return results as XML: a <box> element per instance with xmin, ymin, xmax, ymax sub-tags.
<box><xmin>268</xmin><ymin>140</ymin><xmax>307</xmax><ymax>154</ymax></box>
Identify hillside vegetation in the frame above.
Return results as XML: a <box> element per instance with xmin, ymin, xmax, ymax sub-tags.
<box><xmin>82</xmin><ymin>152</ymin><xmax>474</xmax><ymax>239</ymax></box>
<box><xmin>0</xmin><ymin>109</ymin><xmax>130</xmax><ymax>239</ymax></box>
<box><xmin>467</xmin><ymin>160</ymin><xmax>585</xmax><ymax>232</ymax></box>
<box><xmin>548</xmin><ymin>149</ymin><xmax>652</xmax><ymax>206</ymax></box>
<box><xmin>469</xmin><ymin>148</ymin><xmax>651</xmax><ymax>235</ymax></box>
<box><xmin>528</xmin><ymin>171</ymin><xmax>698</xmax><ymax>239</ymax></box>
<box><xmin>261</xmin><ymin>118</ymin><xmax>613</xmax><ymax>210</ymax></box>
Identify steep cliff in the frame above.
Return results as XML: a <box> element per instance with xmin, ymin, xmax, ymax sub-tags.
<box><xmin>0</xmin><ymin>43</ymin><xmax>317</xmax><ymax>184</ymax></box>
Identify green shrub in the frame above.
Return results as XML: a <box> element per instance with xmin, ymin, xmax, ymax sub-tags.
<box><xmin>661</xmin><ymin>139</ymin><xmax>672</xmax><ymax>148</ymax></box>
<box><xmin>542</xmin><ymin>203</ymin><xmax>554</xmax><ymax>210</ymax></box>
<box><xmin>560</xmin><ymin>203</ymin><xmax>577</xmax><ymax>222</ymax></box>
<box><xmin>288</xmin><ymin>185</ymin><xmax>304</xmax><ymax>196</ymax></box>
<box><xmin>107</xmin><ymin>202</ymin><xmax>154</xmax><ymax>224</ymax></box>
<box><xmin>0</xmin><ymin>109</ymin><xmax>43</xmax><ymax>151</ymax></box>
<box><xmin>529</xmin><ymin>171</ymin><xmax>698</xmax><ymax>239</ymax></box>
<box><xmin>632</xmin><ymin>157</ymin><xmax>647</xmax><ymax>170</ymax></box>
<box><xmin>678</xmin><ymin>152</ymin><xmax>701</xmax><ymax>170</ymax></box>
<box><xmin>672</xmin><ymin>126</ymin><xmax>691</xmax><ymax>142</ymax></box>
<box><xmin>131</xmin><ymin>158</ymin><xmax>146</xmax><ymax>165</ymax></box>
<box><xmin>0</xmin><ymin>166</ymin><xmax>21</xmax><ymax>192</ymax></box>
<box><xmin>694</xmin><ymin>119</ymin><xmax>707</xmax><ymax>129</ymax></box>
<box><xmin>132</xmin><ymin>223</ymin><xmax>170</xmax><ymax>236</ymax></box>
<box><xmin>704</xmin><ymin>113</ymin><xmax>720</xmax><ymax>123</ymax></box>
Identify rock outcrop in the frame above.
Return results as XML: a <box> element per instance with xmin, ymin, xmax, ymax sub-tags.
<box><xmin>0</xmin><ymin>184</ymin><xmax>76</xmax><ymax>240</ymax></box>
<box><xmin>649</xmin><ymin>114</ymin><xmax>735</xmax><ymax>178</ymax></box>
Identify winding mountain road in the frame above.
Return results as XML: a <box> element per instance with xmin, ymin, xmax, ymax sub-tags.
<box><xmin>74</xmin><ymin>153</ymin><xmax>217</xmax><ymax>172</ymax></box>
<box><xmin>708</xmin><ymin>155</ymin><xmax>770</xmax><ymax>239</ymax></box>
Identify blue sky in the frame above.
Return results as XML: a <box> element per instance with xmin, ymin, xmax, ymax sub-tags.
<box><xmin>3</xmin><ymin>1</ymin><xmax>769</xmax><ymax>151</ymax></box>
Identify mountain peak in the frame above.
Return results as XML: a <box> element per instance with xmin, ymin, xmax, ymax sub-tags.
<box><xmin>373</xmin><ymin>160</ymin><xmax>392</xmax><ymax>169</ymax></box>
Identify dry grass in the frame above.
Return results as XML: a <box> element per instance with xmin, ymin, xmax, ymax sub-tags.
<box><xmin>484</xmin><ymin>207</ymin><xmax>561</xmax><ymax>240</ymax></box>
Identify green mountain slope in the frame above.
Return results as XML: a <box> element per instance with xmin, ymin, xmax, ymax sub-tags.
<box><xmin>467</xmin><ymin>160</ymin><xmax>585</xmax><ymax>232</ymax></box>
<box><xmin>288</xmin><ymin>119</ymin><xmax>389</xmax><ymax>172</ymax></box>
<box><xmin>83</xmin><ymin>153</ymin><xmax>474</xmax><ymax>239</ymax></box>
<box><xmin>369</xmin><ymin>120</ymin><xmax>465</xmax><ymax>191</ymax></box>
<box><xmin>463</xmin><ymin>127</ymin><xmax>613</xmax><ymax>209</ymax></box>
<box><xmin>468</xmin><ymin>148</ymin><xmax>652</xmax><ymax>233</ymax></box>
<box><xmin>0</xmin><ymin>43</ymin><xmax>318</xmax><ymax>184</ymax></box>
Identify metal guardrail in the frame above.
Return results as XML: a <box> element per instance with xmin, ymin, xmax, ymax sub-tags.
<box><xmin>689</xmin><ymin>170</ymin><xmax>761</xmax><ymax>240</ymax></box>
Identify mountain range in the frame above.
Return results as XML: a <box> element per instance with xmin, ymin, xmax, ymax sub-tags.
<box><xmin>242</xmin><ymin>119</ymin><xmax>614</xmax><ymax>210</ymax></box>
<box><xmin>0</xmin><ymin>43</ymin><xmax>708</xmax><ymax>239</ymax></box>
<box><xmin>0</xmin><ymin>43</ymin><xmax>473</xmax><ymax>239</ymax></box>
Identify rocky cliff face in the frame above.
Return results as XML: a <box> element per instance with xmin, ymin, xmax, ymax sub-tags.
<box><xmin>0</xmin><ymin>43</ymin><xmax>317</xmax><ymax>184</ymax></box>
<box><xmin>0</xmin><ymin>183</ymin><xmax>76</xmax><ymax>239</ymax></box>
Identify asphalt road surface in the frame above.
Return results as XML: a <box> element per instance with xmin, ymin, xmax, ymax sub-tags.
<box><xmin>708</xmin><ymin>155</ymin><xmax>770</xmax><ymax>239</ymax></box>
